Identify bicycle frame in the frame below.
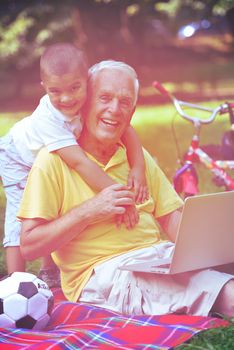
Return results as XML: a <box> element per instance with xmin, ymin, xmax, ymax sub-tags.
<box><xmin>153</xmin><ymin>81</ymin><xmax>234</xmax><ymax>197</ymax></box>
<box><xmin>174</xmin><ymin>134</ymin><xmax>234</xmax><ymax>196</ymax></box>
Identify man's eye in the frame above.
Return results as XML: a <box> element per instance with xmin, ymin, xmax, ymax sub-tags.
<box><xmin>120</xmin><ymin>99</ymin><xmax>131</xmax><ymax>107</ymax></box>
<box><xmin>100</xmin><ymin>95</ymin><xmax>110</xmax><ymax>102</ymax></box>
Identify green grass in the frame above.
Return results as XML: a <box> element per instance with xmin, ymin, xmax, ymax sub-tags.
<box><xmin>0</xmin><ymin>103</ymin><xmax>234</xmax><ymax>348</ymax></box>
<box><xmin>133</xmin><ymin>103</ymin><xmax>234</xmax><ymax>348</ymax></box>
<box><xmin>0</xmin><ymin>110</ymin><xmax>41</xmax><ymax>276</ymax></box>
<box><xmin>132</xmin><ymin>102</ymin><xmax>233</xmax><ymax>191</ymax></box>
<box><xmin>1</xmin><ymin>103</ymin><xmax>233</xmax><ymax>272</ymax></box>
<box><xmin>176</xmin><ymin>322</ymin><xmax>234</xmax><ymax>349</ymax></box>
<box><xmin>0</xmin><ymin>112</ymin><xmax>28</xmax><ymax>136</ymax></box>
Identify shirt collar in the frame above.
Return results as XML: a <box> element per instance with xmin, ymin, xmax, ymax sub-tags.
<box><xmin>87</xmin><ymin>143</ymin><xmax>126</xmax><ymax>170</ymax></box>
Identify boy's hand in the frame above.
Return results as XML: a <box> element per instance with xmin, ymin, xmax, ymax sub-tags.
<box><xmin>116</xmin><ymin>205</ymin><xmax>139</xmax><ymax>230</ymax></box>
<box><xmin>128</xmin><ymin>168</ymin><xmax>149</xmax><ymax>204</ymax></box>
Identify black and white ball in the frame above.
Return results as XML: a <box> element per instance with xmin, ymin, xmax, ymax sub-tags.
<box><xmin>0</xmin><ymin>272</ymin><xmax>54</xmax><ymax>330</ymax></box>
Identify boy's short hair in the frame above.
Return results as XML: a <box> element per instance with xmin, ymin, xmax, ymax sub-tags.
<box><xmin>40</xmin><ymin>43</ymin><xmax>88</xmax><ymax>81</ymax></box>
<box><xmin>88</xmin><ymin>60</ymin><xmax>139</xmax><ymax>105</ymax></box>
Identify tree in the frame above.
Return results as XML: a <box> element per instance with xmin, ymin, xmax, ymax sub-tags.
<box><xmin>0</xmin><ymin>0</ymin><xmax>233</xmax><ymax>102</ymax></box>
<box><xmin>0</xmin><ymin>0</ymin><xmax>232</xmax><ymax>69</ymax></box>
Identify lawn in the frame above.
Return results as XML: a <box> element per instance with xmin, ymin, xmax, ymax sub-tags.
<box><xmin>0</xmin><ymin>111</ymin><xmax>42</xmax><ymax>276</ymax></box>
<box><xmin>133</xmin><ymin>101</ymin><xmax>233</xmax><ymax>191</ymax></box>
<box><xmin>0</xmin><ymin>102</ymin><xmax>233</xmax><ymax>272</ymax></box>
<box><xmin>0</xmin><ymin>103</ymin><xmax>234</xmax><ymax>348</ymax></box>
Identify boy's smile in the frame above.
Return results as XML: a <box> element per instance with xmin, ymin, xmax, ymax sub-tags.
<box><xmin>41</xmin><ymin>69</ymin><xmax>87</xmax><ymax>119</ymax></box>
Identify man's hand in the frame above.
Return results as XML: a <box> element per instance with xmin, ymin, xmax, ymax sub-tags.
<box><xmin>20</xmin><ymin>184</ymin><xmax>135</xmax><ymax>260</ymax></box>
<box><xmin>84</xmin><ymin>184</ymin><xmax>135</xmax><ymax>224</ymax></box>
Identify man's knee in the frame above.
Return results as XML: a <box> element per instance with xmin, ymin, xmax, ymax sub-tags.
<box><xmin>212</xmin><ymin>279</ymin><xmax>234</xmax><ymax>318</ymax></box>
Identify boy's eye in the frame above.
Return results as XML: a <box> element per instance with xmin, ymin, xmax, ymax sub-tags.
<box><xmin>49</xmin><ymin>89</ymin><xmax>60</xmax><ymax>95</ymax></box>
<box><xmin>71</xmin><ymin>84</ymin><xmax>81</xmax><ymax>92</ymax></box>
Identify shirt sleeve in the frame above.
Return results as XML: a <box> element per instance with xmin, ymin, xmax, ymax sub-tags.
<box><xmin>18</xmin><ymin>149</ymin><xmax>63</xmax><ymax>220</ymax></box>
<box><xmin>34</xmin><ymin>113</ymin><xmax>79</xmax><ymax>152</ymax></box>
<box><xmin>144</xmin><ymin>149</ymin><xmax>184</xmax><ymax>218</ymax></box>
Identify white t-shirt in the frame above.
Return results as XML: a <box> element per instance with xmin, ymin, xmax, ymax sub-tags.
<box><xmin>10</xmin><ymin>95</ymin><xmax>82</xmax><ymax>166</ymax></box>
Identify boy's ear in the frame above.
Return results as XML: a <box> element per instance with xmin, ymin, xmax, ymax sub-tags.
<box><xmin>40</xmin><ymin>81</ymin><xmax>46</xmax><ymax>92</ymax></box>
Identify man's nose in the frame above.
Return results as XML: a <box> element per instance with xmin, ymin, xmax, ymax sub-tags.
<box><xmin>109</xmin><ymin>98</ymin><xmax>120</xmax><ymax>114</ymax></box>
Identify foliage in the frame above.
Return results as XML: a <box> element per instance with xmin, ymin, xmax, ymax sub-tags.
<box><xmin>0</xmin><ymin>0</ymin><xmax>233</xmax><ymax>71</ymax></box>
<box><xmin>0</xmin><ymin>12</ymin><xmax>34</xmax><ymax>64</ymax></box>
<box><xmin>155</xmin><ymin>0</ymin><xmax>234</xmax><ymax>37</ymax></box>
<box><xmin>0</xmin><ymin>3</ymin><xmax>78</xmax><ymax>70</ymax></box>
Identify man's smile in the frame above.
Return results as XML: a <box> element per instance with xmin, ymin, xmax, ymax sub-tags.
<box><xmin>100</xmin><ymin>118</ymin><xmax>119</xmax><ymax>127</ymax></box>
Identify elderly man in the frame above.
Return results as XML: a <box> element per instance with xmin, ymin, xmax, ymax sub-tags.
<box><xmin>19</xmin><ymin>60</ymin><xmax>234</xmax><ymax>317</ymax></box>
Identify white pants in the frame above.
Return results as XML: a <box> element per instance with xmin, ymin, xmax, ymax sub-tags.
<box><xmin>0</xmin><ymin>134</ymin><xmax>30</xmax><ymax>247</ymax></box>
<box><xmin>80</xmin><ymin>242</ymin><xmax>234</xmax><ymax>316</ymax></box>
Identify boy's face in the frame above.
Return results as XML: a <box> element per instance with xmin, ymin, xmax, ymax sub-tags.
<box><xmin>42</xmin><ymin>68</ymin><xmax>87</xmax><ymax>119</ymax></box>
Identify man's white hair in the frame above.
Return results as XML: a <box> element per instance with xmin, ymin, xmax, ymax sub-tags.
<box><xmin>88</xmin><ymin>60</ymin><xmax>139</xmax><ymax>105</ymax></box>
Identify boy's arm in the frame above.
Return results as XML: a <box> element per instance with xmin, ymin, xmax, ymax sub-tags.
<box><xmin>55</xmin><ymin>145</ymin><xmax>115</xmax><ymax>191</ymax></box>
<box><xmin>121</xmin><ymin>125</ymin><xmax>148</xmax><ymax>203</ymax></box>
<box><xmin>55</xmin><ymin>144</ymin><xmax>139</xmax><ymax>229</ymax></box>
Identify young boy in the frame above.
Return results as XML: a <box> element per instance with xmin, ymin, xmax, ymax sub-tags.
<box><xmin>0</xmin><ymin>43</ymin><xmax>148</xmax><ymax>285</ymax></box>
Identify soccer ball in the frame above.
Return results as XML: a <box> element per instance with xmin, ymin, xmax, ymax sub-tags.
<box><xmin>0</xmin><ymin>272</ymin><xmax>54</xmax><ymax>330</ymax></box>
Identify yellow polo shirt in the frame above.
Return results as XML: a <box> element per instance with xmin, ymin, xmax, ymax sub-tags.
<box><xmin>18</xmin><ymin>145</ymin><xmax>183</xmax><ymax>302</ymax></box>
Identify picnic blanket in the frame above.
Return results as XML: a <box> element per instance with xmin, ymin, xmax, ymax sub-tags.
<box><xmin>0</xmin><ymin>287</ymin><xmax>229</xmax><ymax>350</ymax></box>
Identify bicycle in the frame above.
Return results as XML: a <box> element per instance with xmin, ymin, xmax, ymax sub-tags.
<box><xmin>153</xmin><ymin>81</ymin><xmax>234</xmax><ymax>198</ymax></box>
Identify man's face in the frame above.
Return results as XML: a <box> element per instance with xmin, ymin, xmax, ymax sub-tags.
<box><xmin>42</xmin><ymin>68</ymin><xmax>87</xmax><ymax>119</ymax></box>
<box><xmin>84</xmin><ymin>68</ymin><xmax>136</xmax><ymax>145</ymax></box>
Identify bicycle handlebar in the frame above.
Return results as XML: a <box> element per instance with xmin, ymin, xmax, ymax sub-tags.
<box><xmin>153</xmin><ymin>81</ymin><xmax>234</xmax><ymax>126</ymax></box>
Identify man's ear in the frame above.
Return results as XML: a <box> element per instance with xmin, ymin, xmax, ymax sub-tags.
<box><xmin>130</xmin><ymin>106</ymin><xmax>136</xmax><ymax>118</ymax></box>
<box><xmin>40</xmin><ymin>81</ymin><xmax>44</xmax><ymax>87</ymax></box>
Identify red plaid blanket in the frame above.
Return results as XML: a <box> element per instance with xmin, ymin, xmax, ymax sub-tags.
<box><xmin>0</xmin><ymin>288</ymin><xmax>229</xmax><ymax>349</ymax></box>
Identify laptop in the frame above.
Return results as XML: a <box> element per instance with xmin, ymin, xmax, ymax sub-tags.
<box><xmin>118</xmin><ymin>191</ymin><xmax>234</xmax><ymax>274</ymax></box>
